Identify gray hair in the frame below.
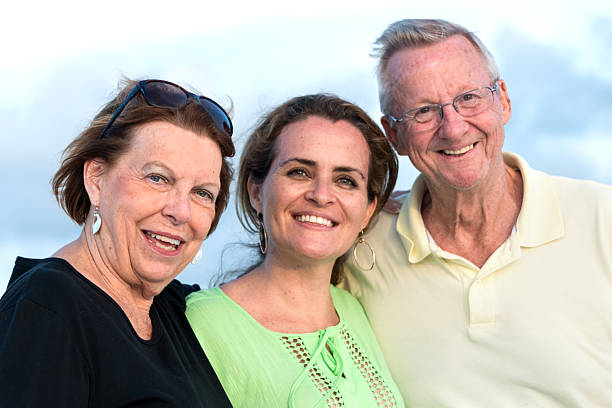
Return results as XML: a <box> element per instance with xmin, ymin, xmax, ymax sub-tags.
<box><xmin>373</xmin><ymin>19</ymin><xmax>500</xmax><ymax>115</ymax></box>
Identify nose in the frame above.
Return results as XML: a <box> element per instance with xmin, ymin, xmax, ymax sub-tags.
<box><xmin>161</xmin><ymin>190</ymin><xmax>191</xmax><ymax>225</ymax></box>
<box><xmin>304</xmin><ymin>178</ymin><xmax>335</xmax><ymax>206</ymax></box>
<box><xmin>437</xmin><ymin>102</ymin><xmax>469</xmax><ymax>138</ymax></box>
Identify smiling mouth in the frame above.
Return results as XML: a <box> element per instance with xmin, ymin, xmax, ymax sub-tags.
<box><xmin>441</xmin><ymin>143</ymin><xmax>475</xmax><ymax>156</ymax></box>
<box><xmin>295</xmin><ymin>214</ymin><xmax>335</xmax><ymax>227</ymax></box>
<box><xmin>144</xmin><ymin>231</ymin><xmax>183</xmax><ymax>251</ymax></box>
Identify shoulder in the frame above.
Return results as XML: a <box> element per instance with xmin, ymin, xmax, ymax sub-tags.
<box><xmin>185</xmin><ymin>286</ymin><xmax>225</xmax><ymax>308</ymax></box>
<box><xmin>153</xmin><ymin>279</ymin><xmax>201</xmax><ymax>312</ymax></box>
<box><xmin>549</xmin><ymin>175</ymin><xmax>612</xmax><ymax>198</ymax></box>
<box><xmin>1</xmin><ymin>257</ymin><xmax>85</xmax><ymax>313</ymax></box>
<box><xmin>331</xmin><ymin>285</ymin><xmax>368</xmax><ymax>323</ymax></box>
<box><xmin>370</xmin><ymin>204</ymin><xmax>402</xmax><ymax>233</ymax></box>
<box><xmin>547</xmin><ymin>175</ymin><xmax>612</xmax><ymax>217</ymax></box>
<box><xmin>185</xmin><ymin>287</ymin><xmax>233</xmax><ymax>328</ymax></box>
<box><xmin>330</xmin><ymin>285</ymin><xmax>363</xmax><ymax>309</ymax></box>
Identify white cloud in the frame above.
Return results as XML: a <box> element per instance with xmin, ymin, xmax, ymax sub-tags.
<box><xmin>2</xmin><ymin>1</ymin><xmax>611</xmax><ymax>294</ymax></box>
<box><xmin>533</xmin><ymin>132</ymin><xmax>612</xmax><ymax>185</ymax></box>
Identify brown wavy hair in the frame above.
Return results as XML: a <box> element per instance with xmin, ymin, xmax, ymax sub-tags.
<box><xmin>52</xmin><ymin>78</ymin><xmax>235</xmax><ymax>234</ymax></box>
<box><xmin>236</xmin><ymin>93</ymin><xmax>398</xmax><ymax>284</ymax></box>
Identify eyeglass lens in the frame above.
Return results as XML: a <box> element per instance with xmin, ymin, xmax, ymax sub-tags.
<box><xmin>410</xmin><ymin>86</ymin><xmax>494</xmax><ymax>131</ymax></box>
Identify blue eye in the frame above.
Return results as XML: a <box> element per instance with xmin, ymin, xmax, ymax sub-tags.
<box><xmin>196</xmin><ymin>190</ymin><xmax>215</xmax><ymax>202</ymax></box>
<box><xmin>149</xmin><ymin>174</ymin><xmax>164</xmax><ymax>183</ymax></box>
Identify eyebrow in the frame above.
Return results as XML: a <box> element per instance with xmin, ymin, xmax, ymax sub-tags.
<box><xmin>142</xmin><ymin>161</ymin><xmax>220</xmax><ymax>191</ymax></box>
<box><xmin>142</xmin><ymin>161</ymin><xmax>175</xmax><ymax>180</ymax></box>
<box><xmin>279</xmin><ymin>157</ymin><xmax>366</xmax><ymax>180</ymax></box>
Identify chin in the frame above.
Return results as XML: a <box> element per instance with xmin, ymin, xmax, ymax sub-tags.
<box><xmin>136</xmin><ymin>263</ymin><xmax>183</xmax><ymax>286</ymax></box>
<box><xmin>443</xmin><ymin>171</ymin><xmax>488</xmax><ymax>191</ymax></box>
<box><xmin>299</xmin><ymin>247</ymin><xmax>346</xmax><ymax>263</ymax></box>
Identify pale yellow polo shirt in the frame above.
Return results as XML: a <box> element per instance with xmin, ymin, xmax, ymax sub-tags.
<box><xmin>342</xmin><ymin>152</ymin><xmax>612</xmax><ymax>407</ymax></box>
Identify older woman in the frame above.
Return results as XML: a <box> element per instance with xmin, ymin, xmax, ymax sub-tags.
<box><xmin>0</xmin><ymin>79</ymin><xmax>234</xmax><ymax>407</ymax></box>
<box><xmin>186</xmin><ymin>94</ymin><xmax>404</xmax><ymax>407</ymax></box>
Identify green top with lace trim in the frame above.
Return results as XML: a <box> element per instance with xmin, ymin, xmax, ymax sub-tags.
<box><xmin>186</xmin><ymin>285</ymin><xmax>404</xmax><ymax>408</ymax></box>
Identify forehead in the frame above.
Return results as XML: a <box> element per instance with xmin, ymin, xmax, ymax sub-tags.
<box><xmin>120</xmin><ymin>121</ymin><xmax>222</xmax><ymax>179</ymax></box>
<box><xmin>273</xmin><ymin>116</ymin><xmax>371</xmax><ymax>169</ymax></box>
<box><xmin>386</xmin><ymin>35</ymin><xmax>491</xmax><ymax>102</ymax></box>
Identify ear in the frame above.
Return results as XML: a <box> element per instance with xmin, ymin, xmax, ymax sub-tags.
<box><xmin>83</xmin><ymin>159</ymin><xmax>106</xmax><ymax>207</ymax></box>
<box><xmin>247</xmin><ymin>176</ymin><xmax>263</xmax><ymax>214</ymax></box>
<box><xmin>360</xmin><ymin>197</ymin><xmax>378</xmax><ymax>231</ymax></box>
<box><xmin>497</xmin><ymin>79</ymin><xmax>512</xmax><ymax>124</ymax></box>
<box><xmin>381</xmin><ymin>115</ymin><xmax>407</xmax><ymax>155</ymax></box>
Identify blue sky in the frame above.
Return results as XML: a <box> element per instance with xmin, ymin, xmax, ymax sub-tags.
<box><xmin>1</xmin><ymin>1</ymin><xmax>611</xmax><ymax>292</ymax></box>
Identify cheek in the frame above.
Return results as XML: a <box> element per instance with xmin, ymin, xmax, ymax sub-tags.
<box><xmin>193</xmin><ymin>209</ymin><xmax>216</xmax><ymax>238</ymax></box>
<box><xmin>404</xmin><ymin>133</ymin><xmax>428</xmax><ymax>154</ymax></box>
<box><xmin>107</xmin><ymin>176</ymin><xmax>145</xmax><ymax>209</ymax></box>
<box><xmin>348</xmin><ymin>195</ymin><xmax>373</xmax><ymax>224</ymax></box>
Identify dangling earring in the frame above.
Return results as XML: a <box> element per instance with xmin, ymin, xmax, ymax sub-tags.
<box><xmin>92</xmin><ymin>205</ymin><xmax>102</xmax><ymax>235</ymax></box>
<box><xmin>257</xmin><ymin>213</ymin><xmax>268</xmax><ymax>255</ymax></box>
<box><xmin>353</xmin><ymin>230</ymin><xmax>375</xmax><ymax>271</ymax></box>
<box><xmin>191</xmin><ymin>248</ymin><xmax>203</xmax><ymax>265</ymax></box>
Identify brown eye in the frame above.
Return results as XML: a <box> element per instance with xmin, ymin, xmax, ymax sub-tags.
<box><xmin>337</xmin><ymin>176</ymin><xmax>357</xmax><ymax>188</ymax></box>
<box><xmin>287</xmin><ymin>168</ymin><xmax>309</xmax><ymax>178</ymax></box>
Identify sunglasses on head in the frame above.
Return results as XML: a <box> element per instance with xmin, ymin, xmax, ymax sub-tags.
<box><xmin>98</xmin><ymin>79</ymin><xmax>233</xmax><ymax>139</ymax></box>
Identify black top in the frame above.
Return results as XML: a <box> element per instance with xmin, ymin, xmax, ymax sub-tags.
<box><xmin>0</xmin><ymin>257</ymin><xmax>232</xmax><ymax>407</ymax></box>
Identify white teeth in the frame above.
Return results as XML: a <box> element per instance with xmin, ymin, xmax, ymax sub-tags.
<box><xmin>148</xmin><ymin>232</ymin><xmax>181</xmax><ymax>246</ymax></box>
<box><xmin>442</xmin><ymin>144</ymin><xmax>474</xmax><ymax>155</ymax></box>
<box><xmin>153</xmin><ymin>241</ymin><xmax>176</xmax><ymax>251</ymax></box>
<box><xmin>295</xmin><ymin>214</ymin><xmax>333</xmax><ymax>227</ymax></box>
<box><xmin>146</xmin><ymin>232</ymin><xmax>181</xmax><ymax>251</ymax></box>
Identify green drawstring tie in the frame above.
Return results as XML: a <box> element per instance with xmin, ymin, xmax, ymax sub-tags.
<box><xmin>288</xmin><ymin>329</ymin><xmax>345</xmax><ymax>408</ymax></box>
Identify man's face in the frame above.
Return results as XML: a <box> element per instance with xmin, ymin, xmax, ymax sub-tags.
<box><xmin>382</xmin><ymin>35</ymin><xmax>511</xmax><ymax>192</ymax></box>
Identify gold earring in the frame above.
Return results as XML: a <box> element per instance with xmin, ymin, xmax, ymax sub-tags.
<box><xmin>257</xmin><ymin>213</ymin><xmax>268</xmax><ymax>255</ymax></box>
<box><xmin>353</xmin><ymin>230</ymin><xmax>375</xmax><ymax>271</ymax></box>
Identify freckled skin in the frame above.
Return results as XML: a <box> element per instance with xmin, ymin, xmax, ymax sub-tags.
<box><xmin>90</xmin><ymin>121</ymin><xmax>222</xmax><ymax>297</ymax></box>
<box><xmin>381</xmin><ymin>35</ymin><xmax>523</xmax><ymax>268</ymax></box>
<box><xmin>249</xmin><ymin>116</ymin><xmax>377</xmax><ymax>268</ymax></box>
<box><xmin>382</xmin><ymin>35</ymin><xmax>512</xmax><ymax>193</ymax></box>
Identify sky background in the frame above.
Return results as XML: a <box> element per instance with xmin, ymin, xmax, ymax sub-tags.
<box><xmin>2</xmin><ymin>0</ymin><xmax>611</xmax><ymax>293</ymax></box>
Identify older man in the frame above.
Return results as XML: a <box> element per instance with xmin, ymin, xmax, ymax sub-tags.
<box><xmin>342</xmin><ymin>19</ymin><xmax>612</xmax><ymax>407</ymax></box>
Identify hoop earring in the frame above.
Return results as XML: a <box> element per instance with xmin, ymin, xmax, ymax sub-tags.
<box><xmin>191</xmin><ymin>248</ymin><xmax>203</xmax><ymax>265</ymax></box>
<box><xmin>257</xmin><ymin>213</ymin><xmax>268</xmax><ymax>255</ymax></box>
<box><xmin>92</xmin><ymin>205</ymin><xmax>102</xmax><ymax>235</ymax></box>
<box><xmin>353</xmin><ymin>230</ymin><xmax>375</xmax><ymax>271</ymax></box>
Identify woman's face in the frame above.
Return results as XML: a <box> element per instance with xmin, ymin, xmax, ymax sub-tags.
<box><xmin>249</xmin><ymin>116</ymin><xmax>376</xmax><ymax>267</ymax></box>
<box><xmin>88</xmin><ymin>121</ymin><xmax>222</xmax><ymax>295</ymax></box>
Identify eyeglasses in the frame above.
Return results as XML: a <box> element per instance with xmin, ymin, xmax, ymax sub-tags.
<box><xmin>388</xmin><ymin>81</ymin><xmax>499</xmax><ymax>132</ymax></box>
<box><xmin>99</xmin><ymin>80</ymin><xmax>233</xmax><ymax>139</ymax></box>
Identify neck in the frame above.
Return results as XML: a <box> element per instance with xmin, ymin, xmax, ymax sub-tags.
<box><xmin>54</xmin><ymin>230</ymin><xmax>155</xmax><ymax>339</ymax></box>
<box><xmin>421</xmin><ymin>161</ymin><xmax>523</xmax><ymax>267</ymax></box>
<box><xmin>222</xmin><ymin>251</ymin><xmax>338</xmax><ymax>333</ymax></box>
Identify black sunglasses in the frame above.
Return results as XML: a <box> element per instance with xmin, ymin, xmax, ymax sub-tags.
<box><xmin>99</xmin><ymin>80</ymin><xmax>233</xmax><ymax>139</ymax></box>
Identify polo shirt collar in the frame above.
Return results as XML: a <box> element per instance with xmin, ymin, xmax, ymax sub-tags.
<box><xmin>505</xmin><ymin>152</ymin><xmax>564</xmax><ymax>247</ymax></box>
<box><xmin>396</xmin><ymin>175</ymin><xmax>431</xmax><ymax>263</ymax></box>
<box><xmin>395</xmin><ymin>152</ymin><xmax>564</xmax><ymax>263</ymax></box>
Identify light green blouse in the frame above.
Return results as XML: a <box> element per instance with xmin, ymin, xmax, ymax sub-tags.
<box><xmin>186</xmin><ymin>285</ymin><xmax>404</xmax><ymax>408</ymax></box>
